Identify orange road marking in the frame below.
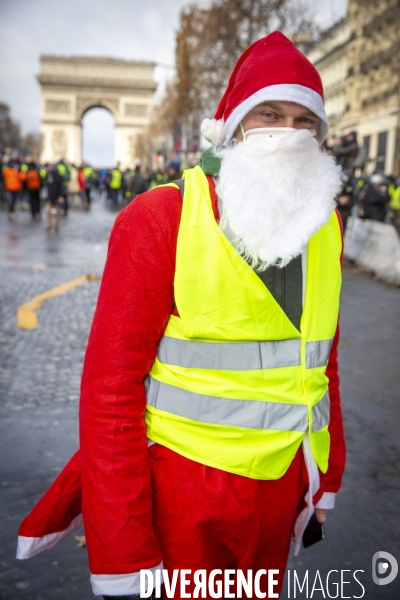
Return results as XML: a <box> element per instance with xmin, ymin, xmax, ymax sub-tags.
<box><xmin>17</xmin><ymin>274</ymin><xmax>101</xmax><ymax>330</ymax></box>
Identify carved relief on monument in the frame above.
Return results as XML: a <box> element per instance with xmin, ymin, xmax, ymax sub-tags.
<box><xmin>52</xmin><ymin>131</ymin><xmax>67</xmax><ymax>158</ymax></box>
<box><xmin>125</xmin><ymin>104</ymin><xmax>147</xmax><ymax>117</ymax></box>
<box><xmin>128</xmin><ymin>134</ymin><xmax>137</xmax><ymax>162</ymax></box>
<box><xmin>46</xmin><ymin>100</ymin><xmax>71</xmax><ymax>114</ymax></box>
<box><xmin>76</xmin><ymin>97</ymin><xmax>119</xmax><ymax>116</ymax></box>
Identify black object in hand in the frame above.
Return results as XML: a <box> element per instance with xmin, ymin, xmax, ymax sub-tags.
<box><xmin>302</xmin><ymin>512</ymin><xmax>325</xmax><ymax>549</ymax></box>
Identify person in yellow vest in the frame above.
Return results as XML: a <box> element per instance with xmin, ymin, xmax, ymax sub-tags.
<box><xmin>149</xmin><ymin>167</ymin><xmax>168</xmax><ymax>189</ymax></box>
<box><xmin>17</xmin><ymin>33</ymin><xmax>346</xmax><ymax>599</ymax></box>
<box><xmin>20</xmin><ymin>160</ymin><xmax>29</xmax><ymax>174</ymax></box>
<box><xmin>57</xmin><ymin>159</ymin><xmax>70</xmax><ymax>216</ymax></box>
<box><xmin>389</xmin><ymin>177</ymin><xmax>400</xmax><ymax>234</ymax></box>
<box><xmin>109</xmin><ymin>166</ymin><xmax>122</xmax><ymax>205</ymax></box>
<box><xmin>83</xmin><ymin>165</ymin><xmax>95</xmax><ymax>208</ymax></box>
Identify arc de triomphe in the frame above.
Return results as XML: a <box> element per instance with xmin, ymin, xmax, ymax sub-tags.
<box><xmin>37</xmin><ymin>55</ymin><xmax>157</xmax><ymax>168</ymax></box>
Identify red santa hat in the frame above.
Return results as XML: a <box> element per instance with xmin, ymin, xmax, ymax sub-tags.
<box><xmin>201</xmin><ymin>31</ymin><xmax>328</xmax><ymax>146</ymax></box>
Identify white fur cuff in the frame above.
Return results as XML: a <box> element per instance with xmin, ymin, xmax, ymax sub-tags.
<box><xmin>316</xmin><ymin>492</ymin><xmax>336</xmax><ymax>510</ymax></box>
<box><xmin>91</xmin><ymin>562</ymin><xmax>164</xmax><ymax>596</ymax></box>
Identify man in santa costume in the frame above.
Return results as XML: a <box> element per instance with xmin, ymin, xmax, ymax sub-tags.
<box><xmin>17</xmin><ymin>32</ymin><xmax>346</xmax><ymax>599</ymax></box>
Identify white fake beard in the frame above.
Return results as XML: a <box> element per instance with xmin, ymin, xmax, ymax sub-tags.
<box><xmin>216</xmin><ymin>129</ymin><xmax>342</xmax><ymax>270</ymax></box>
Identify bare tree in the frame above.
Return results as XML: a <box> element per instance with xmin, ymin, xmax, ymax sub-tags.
<box><xmin>0</xmin><ymin>103</ymin><xmax>21</xmax><ymax>155</ymax></box>
<box><xmin>134</xmin><ymin>133</ymin><xmax>155</xmax><ymax>167</ymax></box>
<box><xmin>20</xmin><ymin>132</ymin><xmax>42</xmax><ymax>160</ymax></box>
<box><xmin>148</xmin><ymin>82</ymin><xmax>180</xmax><ymax>138</ymax></box>
<box><xmin>149</xmin><ymin>0</ymin><xmax>318</xmax><ymax>157</ymax></box>
<box><xmin>174</xmin><ymin>0</ymin><xmax>318</xmax><ymax>125</ymax></box>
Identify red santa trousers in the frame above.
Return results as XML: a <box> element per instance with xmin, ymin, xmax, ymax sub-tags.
<box><xmin>149</xmin><ymin>443</ymin><xmax>308</xmax><ymax>600</ymax></box>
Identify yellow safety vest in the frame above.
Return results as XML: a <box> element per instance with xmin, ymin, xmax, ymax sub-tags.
<box><xmin>150</xmin><ymin>172</ymin><xmax>167</xmax><ymax>189</ymax></box>
<box><xmin>145</xmin><ymin>166</ymin><xmax>342</xmax><ymax>480</ymax></box>
<box><xmin>110</xmin><ymin>169</ymin><xmax>122</xmax><ymax>189</ymax></box>
<box><xmin>57</xmin><ymin>163</ymin><xmax>67</xmax><ymax>177</ymax></box>
<box><xmin>83</xmin><ymin>166</ymin><xmax>94</xmax><ymax>178</ymax></box>
<box><xmin>389</xmin><ymin>187</ymin><xmax>400</xmax><ymax>210</ymax></box>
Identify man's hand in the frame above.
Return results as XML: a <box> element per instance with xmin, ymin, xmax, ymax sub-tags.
<box><xmin>315</xmin><ymin>508</ymin><xmax>326</xmax><ymax>524</ymax></box>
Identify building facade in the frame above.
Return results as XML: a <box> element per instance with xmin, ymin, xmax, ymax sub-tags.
<box><xmin>306</xmin><ymin>0</ymin><xmax>400</xmax><ymax>175</ymax></box>
<box><xmin>343</xmin><ymin>0</ymin><xmax>400</xmax><ymax>174</ymax></box>
<box><xmin>306</xmin><ymin>18</ymin><xmax>351</xmax><ymax>138</ymax></box>
<box><xmin>37</xmin><ymin>56</ymin><xmax>157</xmax><ymax>168</ymax></box>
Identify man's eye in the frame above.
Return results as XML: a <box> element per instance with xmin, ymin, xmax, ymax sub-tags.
<box><xmin>262</xmin><ymin>112</ymin><xmax>275</xmax><ymax>119</ymax></box>
<box><xmin>299</xmin><ymin>117</ymin><xmax>313</xmax><ymax>124</ymax></box>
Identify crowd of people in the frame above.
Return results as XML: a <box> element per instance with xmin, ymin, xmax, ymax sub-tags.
<box><xmin>322</xmin><ymin>131</ymin><xmax>400</xmax><ymax>234</ymax></box>
<box><xmin>1</xmin><ymin>146</ymin><xmax>400</xmax><ymax>236</ymax></box>
<box><xmin>0</xmin><ymin>157</ymin><xmax>183</xmax><ymax>231</ymax></box>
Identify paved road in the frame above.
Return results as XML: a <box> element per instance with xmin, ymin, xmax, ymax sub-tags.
<box><xmin>286</xmin><ymin>260</ymin><xmax>400</xmax><ymax>598</ymax></box>
<box><xmin>0</xmin><ymin>199</ymin><xmax>399</xmax><ymax>599</ymax></box>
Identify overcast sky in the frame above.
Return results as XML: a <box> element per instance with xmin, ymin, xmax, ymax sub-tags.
<box><xmin>0</xmin><ymin>0</ymin><xmax>347</xmax><ymax>165</ymax></box>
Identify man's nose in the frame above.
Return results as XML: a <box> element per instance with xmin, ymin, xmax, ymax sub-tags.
<box><xmin>282</xmin><ymin>117</ymin><xmax>296</xmax><ymax>128</ymax></box>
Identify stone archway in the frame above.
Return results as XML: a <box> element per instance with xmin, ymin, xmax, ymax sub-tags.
<box><xmin>81</xmin><ymin>106</ymin><xmax>115</xmax><ymax>166</ymax></box>
<box><xmin>37</xmin><ymin>56</ymin><xmax>157</xmax><ymax>168</ymax></box>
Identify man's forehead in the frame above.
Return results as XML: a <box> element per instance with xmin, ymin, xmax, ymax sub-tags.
<box><xmin>254</xmin><ymin>100</ymin><xmax>317</xmax><ymax>116</ymax></box>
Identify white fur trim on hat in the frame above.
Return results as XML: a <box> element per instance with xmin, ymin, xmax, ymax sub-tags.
<box><xmin>201</xmin><ymin>118</ymin><xmax>226</xmax><ymax>146</ymax></box>
<box><xmin>224</xmin><ymin>84</ymin><xmax>329</xmax><ymax>144</ymax></box>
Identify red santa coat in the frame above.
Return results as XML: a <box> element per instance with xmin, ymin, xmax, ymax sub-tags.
<box><xmin>17</xmin><ymin>176</ymin><xmax>346</xmax><ymax>593</ymax></box>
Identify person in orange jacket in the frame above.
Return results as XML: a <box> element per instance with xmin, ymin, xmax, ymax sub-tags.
<box><xmin>2</xmin><ymin>160</ymin><xmax>25</xmax><ymax>219</ymax></box>
<box><xmin>25</xmin><ymin>160</ymin><xmax>42</xmax><ymax>220</ymax></box>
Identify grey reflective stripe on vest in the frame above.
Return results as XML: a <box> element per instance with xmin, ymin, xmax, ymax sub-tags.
<box><xmin>158</xmin><ymin>336</ymin><xmax>301</xmax><ymax>370</ymax></box>
<box><xmin>306</xmin><ymin>339</ymin><xmax>334</xmax><ymax>368</ymax></box>
<box><xmin>158</xmin><ymin>336</ymin><xmax>334</xmax><ymax>371</ymax></box>
<box><xmin>312</xmin><ymin>391</ymin><xmax>330</xmax><ymax>432</ymax></box>
<box><xmin>147</xmin><ymin>377</ymin><xmax>309</xmax><ymax>431</ymax></box>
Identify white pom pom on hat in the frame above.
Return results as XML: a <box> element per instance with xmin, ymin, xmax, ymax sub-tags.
<box><xmin>201</xmin><ymin>31</ymin><xmax>329</xmax><ymax>146</ymax></box>
<box><xmin>201</xmin><ymin>118</ymin><xmax>226</xmax><ymax>147</ymax></box>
